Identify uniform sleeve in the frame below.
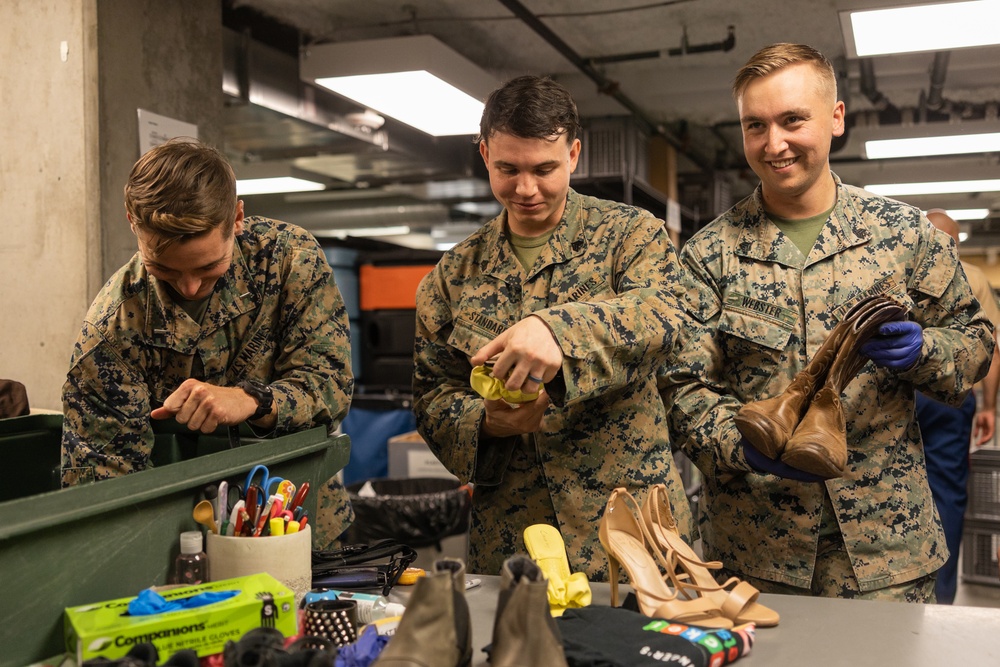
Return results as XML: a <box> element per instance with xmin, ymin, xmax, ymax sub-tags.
<box><xmin>533</xmin><ymin>214</ymin><xmax>686</xmax><ymax>406</ymax></box>
<box><xmin>269</xmin><ymin>236</ymin><xmax>354</xmax><ymax>433</ymax></box>
<box><xmin>900</xmin><ymin>224</ymin><xmax>994</xmax><ymax>402</ymax></box>
<box><xmin>659</xmin><ymin>243</ymin><xmax>751</xmax><ymax>480</ymax></box>
<box><xmin>60</xmin><ymin>322</ymin><xmax>155</xmax><ymax>485</ymax></box>
<box><xmin>412</xmin><ymin>267</ymin><xmax>517</xmax><ymax>487</ymax></box>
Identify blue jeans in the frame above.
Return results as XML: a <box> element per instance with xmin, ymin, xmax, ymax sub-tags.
<box><xmin>915</xmin><ymin>391</ymin><xmax>976</xmax><ymax>604</ymax></box>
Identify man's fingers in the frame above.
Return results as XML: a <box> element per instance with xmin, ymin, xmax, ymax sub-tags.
<box><xmin>471</xmin><ymin>333</ymin><xmax>508</xmax><ymax>367</ymax></box>
<box><xmin>150</xmin><ymin>407</ymin><xmax>173</xmax><ymax>420</ymax></box>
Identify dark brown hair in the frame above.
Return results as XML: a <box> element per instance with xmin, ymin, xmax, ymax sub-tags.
<box><xmin>478</xmin><ymin>75</ymin><xmax>581</xmax><ymax>144</ymax></box>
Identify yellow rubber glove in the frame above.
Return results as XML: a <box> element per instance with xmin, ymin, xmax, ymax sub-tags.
<box><xmin>470</xmin><ymin>365</ymin><xmax>541</xmax><ymax>404</ymax></box>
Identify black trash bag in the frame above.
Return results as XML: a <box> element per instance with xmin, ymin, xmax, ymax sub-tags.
<box><xmin>344</xmin><ymin>478</ymin><xmax>471</xmax><ymax>549</ymax></box>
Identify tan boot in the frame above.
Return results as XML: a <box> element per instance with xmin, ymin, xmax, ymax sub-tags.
<box><xmin>781</xmin><ymin>299</ymin><xmax>906</xmax><ymax>478</ymax></box>
<box><xmin>735</xmin><ymin>296</ymin><xmax>889</xmax><ymax>459</ymax></box>
<box><xmin>373</xmin><ymin>558</ymin><xmax>472</xmax><ymax>667</ymax></box>
<box><xmin>489</xmin><ymin>555</ymin><xmax>568</xmax><ymax>667</ymax></box>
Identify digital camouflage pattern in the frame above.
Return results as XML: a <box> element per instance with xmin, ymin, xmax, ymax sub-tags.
<box><xmin>60</xmin><ymin>217</ymin><xmax>355</xmax><ymax>542</ymax></box>
<box><xmin>662</xmin><ymin>174</ymin><xmax>994</xmax><ymax>594</ymax></box>
<box><xmin>413</xmin><ymin>189</ymin><xmax>694</xmax><ymax>580</ymax></box>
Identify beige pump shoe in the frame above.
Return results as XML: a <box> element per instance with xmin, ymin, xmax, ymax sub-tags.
<box><xmin>641</xmin><ymin>483</ymin><xmax>779</xmax><ymax>627</ymax></box>
<box><xmin>599</xmin><ymin>487</ymin><xmax>732</xmax><ymax>629</ymax></box>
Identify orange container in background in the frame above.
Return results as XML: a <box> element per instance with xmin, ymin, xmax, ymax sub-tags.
<box><xmin>359</xmin><ymin>264</ymin><xmax>435</xmax><ymax>310</ymax></box>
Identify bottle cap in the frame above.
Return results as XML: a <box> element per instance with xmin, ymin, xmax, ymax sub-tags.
<box><xmin>179</xmin><ymin>531</ymin><xmax>203</xmax><ymax>555</ymax></box>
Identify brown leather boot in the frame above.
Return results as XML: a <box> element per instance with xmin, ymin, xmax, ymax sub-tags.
<box><xmin>780</xmin><ymin>299</ymin><xmax>907</xmax><ymax>478</ymax></box>
<box><xmin>735</xmin><ymin>296</ymin><xmax>889</xmax><ymax>459</ymax></box>
<box><xmin>373</xmin><ymin>558</ymin><xmax>472</xmax><ymax>667</ymax></box>
<box><xmin>489</xmin><ymin>555</ymin><xmax>568</xmax><ymax>667</ymax></box>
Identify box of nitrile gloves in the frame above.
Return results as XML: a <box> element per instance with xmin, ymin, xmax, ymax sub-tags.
<box><xmin>64</xmin><ymin>572</ymin><xmax>296</xmax><ymax>661</ymax></box>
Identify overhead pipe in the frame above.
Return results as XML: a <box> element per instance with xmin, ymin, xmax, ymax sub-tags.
<box><xmin>924</xmin><ymin>51</ymin><xmax>951</xmax><ymax>115</ymax></box>
<box><xmin>589</xmin><ymin>25</ymin><xmax>735</xmax><ymax>64</ymax></box>
<box><xmin>858</xmin><ymin>59</ymin><xmax>901</xmax><ymax>125</ymax></box>
<box><xmin>495</xmin><ymin>0</ymin><xmax>714</xmax><ymax>173</ymax></box>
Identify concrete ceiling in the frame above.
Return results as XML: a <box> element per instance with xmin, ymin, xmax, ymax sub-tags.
<box><xmin>221</xmin><ymin>0</ymin><xmax>1000</xmax><ymax>252</ymax></box>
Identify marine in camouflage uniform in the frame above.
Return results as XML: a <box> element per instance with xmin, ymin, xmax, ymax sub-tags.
<box><xmin>60</xmin><ymin>216</ymin><xmax>355</xmax><ymax>543</ymax></box>
<box><xmin>663</xmin><ymin>174</ymin><xmax>994</xmax><ymax>596</ymax></box>
<box><xmin>413</xmin><ymin>188</ymin><xmax>694</xmax><ymax>579</ymax></box>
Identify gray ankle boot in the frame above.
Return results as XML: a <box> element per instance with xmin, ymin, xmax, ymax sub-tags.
<box><xmin>373</xmin><ymin>558</ymin><xmax>472</xmax><ymax>667</ymax></box>
<box><xmin>489</xmin><ymin>555</ymin><xmax>568</xmax><ymax>667</ymax></box>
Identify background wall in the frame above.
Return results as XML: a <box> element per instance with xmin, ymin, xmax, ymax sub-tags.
<box><xmin>0</xmin><ymin>0</ymin><xmax>223</xmax><ymax>410</ymax></box>
<box><xmin>0</xmin><ymin>0</ymin><xmax>101</xmax><ymax>410</ymax></box>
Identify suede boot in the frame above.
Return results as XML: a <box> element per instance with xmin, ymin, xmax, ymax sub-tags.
<box><xmin>489</xmin><ymin>555</ymin><xmax>568</xmax><ymax>667</ymax></box>
<box><xmin>373</xmin><ymin>558</ymin><xmax>471</xmax><ymax>667</ymax></box>
<box><xmin>735</xmin><ymin>296</ymin><xmax>888</xmax><ymax>459</ymax></box>
<box><xmin>781</xmin><ymin>299</ymin><xmax>906</xmax><ymax>478</ymax></box>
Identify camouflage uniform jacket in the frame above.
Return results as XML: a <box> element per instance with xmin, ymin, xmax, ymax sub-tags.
<box><xmin>663</xmin><ymin>174</ymin><xmax>994</xmax><ymax>592</ymax></box>
<box><xmin>60</xmin><ymin>217</ymin><xmax>355</xmax><ymax>537</ymax></box>
<box><xmin>413</xmin><ymin>189</ymin><xmax>694</xmax><ymax>579</ymax></box>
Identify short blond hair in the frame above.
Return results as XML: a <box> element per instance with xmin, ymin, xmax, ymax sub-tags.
<box><xmin>124</xmin><ymin>138</ymin><xmax>237</xmax><ymax>253</ymax></box>
<box><xmin>733</xmin><ymin>43</ymin><xmax>837</xmax><ymax>103</ymax></box>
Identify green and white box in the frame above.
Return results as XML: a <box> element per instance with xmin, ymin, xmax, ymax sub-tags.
<box><xmin>65</xmin><ymin>572</ymin><xmax>296</xmax><ymax>661</ymax></box>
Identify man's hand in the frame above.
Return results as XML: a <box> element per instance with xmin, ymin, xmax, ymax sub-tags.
<box><xmin>973</xmin><ymin>408</ymin><xmax>996</xmax><ymax>447</ymax></box>
<box><xmin>860</xmin><ymin>321</ymin><xmax>923</xmax><ymax>370</ymax></box>
<box><xmin>151</xmin><ymin>379</ymin><xmax>259</xmax><ymax>433</ymax></box>
<box><xmin>470</xmin><ymin>315</ymin><xmax>563</xmax><ymax>395</ymax></box>
<box><xmin>742</xmin><ymin>439</ymin><xmax>826</xmax><ymax>483</ymax></box>
<box><xmin>480</xmin><ymin>388</ymin><xmax>551</xmax><ymax>438</ymax></box>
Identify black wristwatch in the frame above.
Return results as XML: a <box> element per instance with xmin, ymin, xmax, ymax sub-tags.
<box><xmin>240</xmin><ymin>380</ymin><xmax>274</xmax><ymax>421</ymax></box>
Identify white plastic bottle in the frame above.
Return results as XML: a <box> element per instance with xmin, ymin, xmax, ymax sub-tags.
<box><xmin>321</xmin><ymin>590</ymin><xmax>406</xmax><ymax>624</ymax></box>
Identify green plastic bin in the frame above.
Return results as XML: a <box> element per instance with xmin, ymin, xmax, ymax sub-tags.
<box><xmin>0</xmin><ymin>414</ymin><xmax>350</xmax><ymax>667</ymax></box>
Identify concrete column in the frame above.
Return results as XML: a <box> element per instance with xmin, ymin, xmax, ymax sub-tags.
<box><xmin>0</xmin><ymin>0</ymin><xmax>223</xmax><ymax>410</ymax></box>
<box><xmin>0</xmin><ymin>0</ymin><xmax>102</xmax><ymax>410</ymax></box>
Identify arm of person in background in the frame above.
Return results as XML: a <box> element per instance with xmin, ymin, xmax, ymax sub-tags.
<box><xmin>973</xmin><ymin>342</ymin><xmax>999</xmax><ymax>446</ymax></box>
<box><xmin>476</xmin><ymin>211</ymin><xmax>687</xmax><ymax>409</ymax></box>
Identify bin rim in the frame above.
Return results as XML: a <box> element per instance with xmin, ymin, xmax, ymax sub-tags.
<box><xmin>0</xmin><ymin>427</ymin><xmax>347</xmax><ymax>540</ymax></box>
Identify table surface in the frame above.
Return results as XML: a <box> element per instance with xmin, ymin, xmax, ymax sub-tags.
<box><xmin>393</xmin><ymin>574</ymin><xmax>1000</xmax><ymax>666</ymax></box>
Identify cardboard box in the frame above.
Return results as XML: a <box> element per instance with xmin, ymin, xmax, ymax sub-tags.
<box><xmin>64</xmin><ymin>573</ymin><xmax>296</xmax><ymax>661</ymax></box>
<box><xmin>387</xmin><ymin>431</ymin><xmax>456</xmax><ymax>481</ymax></box>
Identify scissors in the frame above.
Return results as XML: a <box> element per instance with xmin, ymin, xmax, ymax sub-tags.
<box><xmin>241</xmin><ymin>465</ymin><xmax>284</xmax><ymax>505</ymax></box>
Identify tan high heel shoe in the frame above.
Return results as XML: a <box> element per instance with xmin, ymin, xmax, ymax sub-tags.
<box><xmin>640</xmin><ymin>483</ymin><xmax>780</xmax><ymax>627</ymax></box>
<box><xmin>599</xmin><ymin>487</ymin><xmax>733</xmax><ymax>629</ymax></box>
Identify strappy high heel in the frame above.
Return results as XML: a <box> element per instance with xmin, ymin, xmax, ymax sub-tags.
<box><xmin>598</xmin><ymin>487</ymin><xmax>733</xmax><ymax>628</ymax></box>
<box><xmin>640</xmin><ymin>483</ymin><xmax>780</xmax><ymax>627</ymax></box>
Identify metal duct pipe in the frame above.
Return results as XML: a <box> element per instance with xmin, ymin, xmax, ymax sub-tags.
<box><xmin>858</xmin><ymin>59</ymin><xmax>901</xmax><ymax>125</ymax></box>
<box><xmin>495</xmin><ymin>0</ymin><xmax>713</xmax><ymax>173</ymax></box>
<box><xmin>926</xmin><ymin>51</ymin><xmax>950</xmax><ymax>113</ymax></box>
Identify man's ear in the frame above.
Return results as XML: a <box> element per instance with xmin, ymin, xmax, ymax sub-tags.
<box><xmin>233</xmin><ymin>200</ymin><xmax>245</xmax><ymax>236</ymax></box>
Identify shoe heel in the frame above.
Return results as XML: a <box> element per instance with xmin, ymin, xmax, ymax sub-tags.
<box><xmin>607</xmin><ymin>553</ymin><xmax>621</xmax><ymax>607</ymax></box>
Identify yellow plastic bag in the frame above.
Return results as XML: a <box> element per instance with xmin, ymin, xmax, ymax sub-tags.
<box><xmin>470</xmin><ymin>365</ymin><xmax>541</xmax><ymax>404</ymax></box>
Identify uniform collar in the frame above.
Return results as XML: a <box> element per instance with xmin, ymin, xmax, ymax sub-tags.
<box><xmin>145</xmin><ymin>237</ymin><xmax>261</xmax><ymax>352</ymax></box>
<box><xmin>481</xmin><ymin>189</ymin><xmax>588</xmax><ymax>279</ymax></box>
<box><xmin>734</xmin><ymin>172</ymin><xmax>872</xmax><ymax>268</ymax></box>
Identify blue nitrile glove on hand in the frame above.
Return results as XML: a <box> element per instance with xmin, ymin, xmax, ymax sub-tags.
<box><xmin>742</xmin><ymin>439</ymin><xmax>826</xmax><ymax>483</ymax></box>
<box><xmin>859</xmin><ymin>320</ymin><xmax>923</xmax><ymax>370</ymax></box>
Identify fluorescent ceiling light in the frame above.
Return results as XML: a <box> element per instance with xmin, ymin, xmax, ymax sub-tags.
<box><xmin>302</xmin><ymin>35</ymin><xmax>497</xmax><ymax>137</ymax></box>
<box><xmin>236</xmin><ymin>177</ymin><xmax>325</xmax><ymax>196</ymax></box>
<box><xmin>865</xmin><ymin>132</ymin><xmax>1000</xmax><ymax>159</ymax></box>
<box><xmin>866</xmin><ymin>179</ymin><xmax>1000</xmax><ymax>196</ymax></box>
<box><xmin>937</xmin><ymin>208</ymin><xmax>990</xmax><ymax>220</ymax></box>
<box><xmin>323</xmin><ymin>225</ymin><xmax>411</xmax><ymax>239</ymax></box>
<box><xmin>842</xmin><ymin>1</ymin><xmax>1000</xmax><ymax>57</ymax></box>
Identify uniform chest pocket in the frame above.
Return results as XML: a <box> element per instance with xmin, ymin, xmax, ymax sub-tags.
<box><xmin>718</xmin><ymin>305</ymin><xmax>794</xmax><ymax>397</ymax></box>
<box><xmin>448</xmin><ymin>316</ymin><xmax>500</xmax><ymax>359</ymax></box>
